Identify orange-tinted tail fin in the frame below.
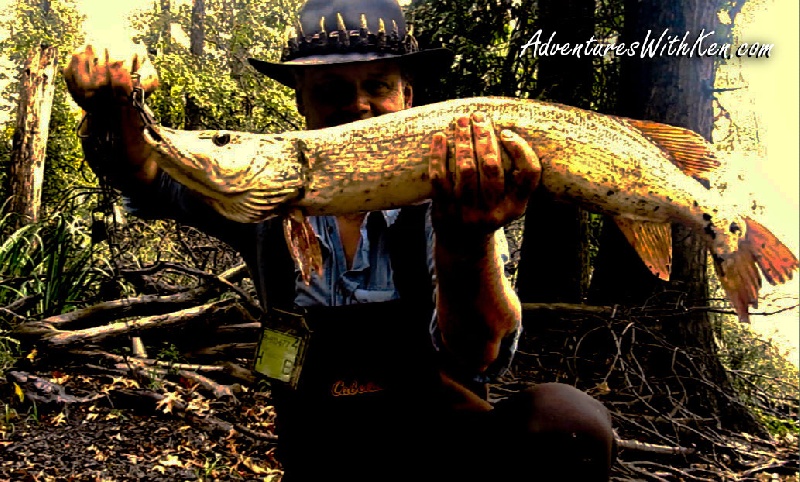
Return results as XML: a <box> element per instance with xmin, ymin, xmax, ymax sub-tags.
<box><xmin>716</xmin><ymin>217</ymin><xmax>799</xmax><ymax>323</ymax></box>
<box><xmin>744</xmin><ymin>217</ymin><xmax>799</xmax><ymax>285</ymax></box>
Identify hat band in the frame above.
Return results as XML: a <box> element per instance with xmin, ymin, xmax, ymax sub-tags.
<box><xmin>282</xmin><ymin>21</ymin><xmax>418</xmax><ymax>62</ymax></box>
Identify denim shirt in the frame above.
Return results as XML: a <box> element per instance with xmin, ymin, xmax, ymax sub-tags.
<box><xmin>294</xmin><ymin>210</ymin><xmax>414</xmax><ymax>307</ymax></box>
<box><xmin>126</xmin><ymin>171</ymin><xmax>519</xmax><ymax>381</ymax></box>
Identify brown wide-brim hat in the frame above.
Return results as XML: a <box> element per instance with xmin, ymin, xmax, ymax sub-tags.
<box><xmin>248</xmin><ymin>0</ymin><xmax>454</xmax><ymax>89</ymax></box>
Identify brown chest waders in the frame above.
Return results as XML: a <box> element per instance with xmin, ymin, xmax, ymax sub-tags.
<box><xmin>253</xmin><ymin>205</ymin><xmax>440</xmax><ymax>480</ymax></box>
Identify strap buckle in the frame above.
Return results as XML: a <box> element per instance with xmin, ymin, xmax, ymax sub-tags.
<box><xmin>129</xmin><ymin>72</ymin><xmax>162</xmax><ymax>142</ymax></box>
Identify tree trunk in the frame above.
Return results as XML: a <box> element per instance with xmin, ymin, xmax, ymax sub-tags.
<box><xmin>190</xmin><ymin>0</ymin><xmax>205</xmax><ymax>56</ymax></box>
<box><xmin>587</xmin><ymin>0</ymin><xmax>766</xmax><ymax>436</ymax></box>
<box><xmin>7</xmin><ymin>45</ymin><xmax>58</xmax><ymax>228</ymax></box>
<box><xmin>185</xmin><ymin>0</ymin><xmax>206</xmax><ymax>130</ymax></box>
<box><xmin>515</xmin><ymin>0</ymin><xmax>594</xmax><ymax>303</ymax></box>
<box><xmin>160</xmin><ymin>0</ymin><xmax>172</xmax><ymax>55</ymax></box>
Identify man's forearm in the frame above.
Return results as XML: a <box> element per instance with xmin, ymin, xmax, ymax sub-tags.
<box><xmin>434</xmin><ymin>231</ymin><xmax>522</xmax><ymax>374</ymax></box>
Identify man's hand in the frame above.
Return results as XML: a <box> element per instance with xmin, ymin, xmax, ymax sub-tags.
<box><xmin>64</xmin><ymin>43</ymin><xmax>162</xmax><ymax>190</ymax></box>
<box><xmin>428</xmin><ymin>112</ymin><xmax>541</xmax><ymax>375</ymax></box>
<box><xmin>63</xmin><ymin>43</ymin><xmax>159</xmax><ymax>113</ymax></box>
<box><xmin>428</xmin><ymin>112</ymin><xmax>541</xmax><ymax>244</ymax></box>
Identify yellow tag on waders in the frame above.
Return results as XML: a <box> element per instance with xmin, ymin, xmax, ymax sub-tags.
<box><xmin>253</xmin><ymin>308</ymin><xmax>310</xmax><ymax>389</ymax></box>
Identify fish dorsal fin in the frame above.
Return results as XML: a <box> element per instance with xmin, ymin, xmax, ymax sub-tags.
<box><xmin>626</xmin><ymin>118</ymin><xmax>720</xmax><ymax>185</ymax></box>
<box><xmin>614</xmin><ymin>217</ymin><xmax>673</xmax><ymax>281</ymax></box>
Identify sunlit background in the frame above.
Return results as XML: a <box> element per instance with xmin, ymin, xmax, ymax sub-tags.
<box><xmin>2</xmin><ymin>0</ymin><xmax>798</xmax><ymax>362</ymax></box>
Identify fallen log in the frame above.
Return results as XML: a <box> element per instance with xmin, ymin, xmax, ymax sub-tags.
<box><xmin>75</xmin><ymin>349</ymin><xmax>258</xmax><ymax>386</ymax></box>
<box><xmin>521</xmin><ymin>302</ymin><xmax>615</xmax><ymax>317</ymax></box>
<box><xmin>41</xmin><ymin>288</ymin><xmax>213</xmax><ymax>331</ymax></box>
<box><xmin>188</xmin><ymin>343</ymin><xmax>257</xmax><ymax>361</ymax></box>
<box><xmin>120</xmin><ymin>262</ymin><xmax>261</xmax><ymax>317</ymax></box>
<box><xmin>14</xmin><ymin>298</ymin><xmax>251</xmax><ymax>350</ymax></box>
<box><xmin>3</xmin><ymin>293</ymin><xmax>42</xmax><ymax>314</ymax></box>
<box><xmin>177</xmin><ymin>369</ymin><xmax>238</xmax><ymax>400</ymax></box>
<box><xmin>38</xmin><ymin>263</ymin><xmax>250</xmax><ymax>331</ymax></box>
<box><xmin>7</xmin><ymin>370</ymin><xmax>104</xmax><ymax>408</ymax></box>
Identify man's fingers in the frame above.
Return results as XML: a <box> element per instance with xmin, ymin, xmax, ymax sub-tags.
<box><xmin>500</xmin><ymin>129</ymin><xmax>542</xmax><ymax>191</ymax></box>
<box><xmin>501</xmin><ymin>129</ymin><xmax>542</xmax><ymax>202</ymax></box>
<box><xmin>471</xmin><ymin>112</ymin><xmax>504</xmax><ymax>208</ymax></box>
<box><xmin>127</xmin><ymin>43</ymin><xmax>159</xmax><ymax>92</ymax></box>
<box><xmin>137</xmin><ymin>53</ymin><xmax>160</xmax><ymax>93</ymax></box>
<box><xmin>63</xmin><ymin>43</ymin><xmax>158</xmax><ymax>110</ymax></box>
<box><xmin>453</xmin><ymin>115</ymin><xmax>478</xmax><ymax>204</ymax></box>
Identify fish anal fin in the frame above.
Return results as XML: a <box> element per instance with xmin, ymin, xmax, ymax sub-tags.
<box><xmin>626</xmin><ymin>118</ymin><xmax>721</xmax><ymax>185</ymax></box>
<box><xmin>614</xmin><ymin>218</ymin><xmax>672</xmax><ymax>281</ymax></box>
<box><xmin>714</xmin><ymin>249</ymin><xmax>761</xmax><ymax>324</ymax></box>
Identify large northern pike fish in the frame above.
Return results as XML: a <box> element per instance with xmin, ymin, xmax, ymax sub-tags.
<box><xmin>142</xmin><ymin>96</ymin><xmax>798</xmax><ymax>323</ymax></box>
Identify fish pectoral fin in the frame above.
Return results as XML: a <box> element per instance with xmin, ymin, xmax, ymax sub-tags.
<box><xmin>626</xmin><ymin>119</ymin><xmax>720</xmax><ymax>186</ymax></box>
<box><xmin>614</xmin><ymin>218</ymin><xmax>672</xmax><ymax>281</ymax></box>
<box><xmin>282</xmin><ymin>209</ymin><xmax>323</xmax><ymax>285</ymax></box>
<box><xmin>208</xmin><ymin>189</ymin><xmax>300</xmax><ymax>223</ymax></box>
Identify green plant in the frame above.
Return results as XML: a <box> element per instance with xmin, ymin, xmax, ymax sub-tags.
<box><xmin>0</xmin><ymin>207</ymin><xmax>101</xmax><ymax>316</ymax></box>
<box><xmin>1</xmin><ymin>403</ymin><xmax>18</xmax><ymax>439</ymax></box>
<box><xmin>0</xmin><ymin>336</ymin><xmax>20</xmax><ymax>375</ymax></box>
<box><xmin>714</xmin><ymin>309</ymin><xmax>799</xmax><ymax>436</ymax></box>
<box><xmin>25</xmin><ymin>400</ymin><xmax>38</xmax><ymax>424</ymax></box>
<box><xmin>198</xmin><ymin>453</ymin><xmax>224</xmax><ymax>479</ymax></box>
<box><xmin>756</xmin><ymin>409</ymin><xmax>800</xmax><ymax>437</ymax></box>
<box><xmin>0</xmin><ymin>204</ymin><xmax>105</xmax><ymax>372</ymax></box>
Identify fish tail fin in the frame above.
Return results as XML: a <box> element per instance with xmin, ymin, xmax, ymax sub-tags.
<box><xmin>743</xmin><ymin>217</ymin><xmax>799</xmax><ymax>285</ymax></box>
<box><xmin>715</xmin><ymin>217</ymin><xmax>799</xmax><ymax>323</ymax></box>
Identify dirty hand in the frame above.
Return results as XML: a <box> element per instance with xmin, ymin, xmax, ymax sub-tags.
<box><xmin>63</xmin><ymin>43</ymin><xmax>159</xmax><ymax>114</ymax></box>
<box><xmin>428</xmin><ymin>112</ymin><xmax>542</xmax><ymax>243</ymax></box>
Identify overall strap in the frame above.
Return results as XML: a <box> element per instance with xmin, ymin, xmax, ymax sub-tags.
<box><xmin>386</xmin><ymin>203</ymin><xmax>434</xmax><ymax>309</ymax></box>
<box><xmin>256</xmin><ymin>217</ymin><xmax>298</xmax><ymax>312</ymax></box>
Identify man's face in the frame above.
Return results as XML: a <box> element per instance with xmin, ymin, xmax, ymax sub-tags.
<box><xmin>295</xmin><ymin>59</ymin><xmax>412</xmax><ymax>130</ymax></box>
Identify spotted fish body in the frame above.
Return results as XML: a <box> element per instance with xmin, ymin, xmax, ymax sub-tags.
<box><xmin>144</xmin><ymin>96</ymin><xmax>798</xmax><ymax>322</ymax></box>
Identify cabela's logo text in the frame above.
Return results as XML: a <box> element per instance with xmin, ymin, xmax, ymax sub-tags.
<box><xmin>331</xmin><ymin>379</ymin><xmax>385</xmax><ymax>397</ymax></box>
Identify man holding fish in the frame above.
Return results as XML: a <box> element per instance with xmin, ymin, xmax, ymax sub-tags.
<box><xmin>64</xmin><ymin>0</ymin><xmax>618</xmax><ymax>480</ymax></box>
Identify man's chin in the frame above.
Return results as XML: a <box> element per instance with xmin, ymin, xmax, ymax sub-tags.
<box><xmin>324</xmin><ymin>115</ymin><xmax>374</xmax><ymax>128</ymax></box>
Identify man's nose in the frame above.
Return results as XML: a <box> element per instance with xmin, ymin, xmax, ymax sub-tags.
<box><xmin>342</xmin><ymin>87</ymin><xmax>371</xmax><ymax>114</ymax></box>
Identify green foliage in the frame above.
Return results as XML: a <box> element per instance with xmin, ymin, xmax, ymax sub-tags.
<box><xmin>0</xmin><ymin>0</ymin><xmax>84</xmax><ymax>67</ymax></box>
<box><xmin>407</xmin><ymin>0</ymin><xmax>624</xmax><ymax>108</ymax></box>
<box><xmin>0</xmin><ymin>0</ymin><xmax>90</xmax><ymax>211</ymax></box>
<box><xmin>0</xmin><ymin>202</ymin><xmax>101</xmax><ymax>321</ymax></box>
<box><xmin>0</xmin><ymin>335</ymin><xmax>20</xmax><ymax>374</ymax></box>
<box><xmin>128</xmin><ymin>0</ymin><xmax>304</xmax><ymax>133</ymax></box>
<box><xmin>714</xmin><ymin>309</ymin><xmax>799</xmax><ymax>436</ymax></box>
<box><xmin>407</xmin><ymin>0</ymin><xmax>523</xmax><ymax>102</ymax></box>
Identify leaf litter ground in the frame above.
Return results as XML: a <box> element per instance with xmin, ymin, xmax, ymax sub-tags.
<box><xmin>1</xmin><ymin>306</ymin><xmax>798</xmax><ymax>481</ymax></box>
